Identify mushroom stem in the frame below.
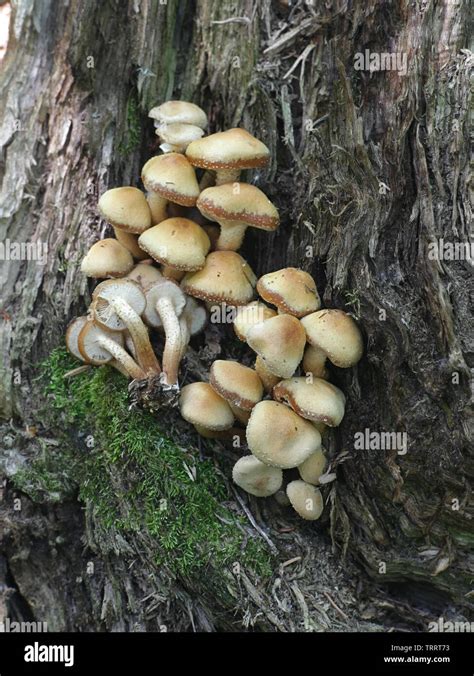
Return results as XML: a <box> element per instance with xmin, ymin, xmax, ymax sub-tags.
<box><xmin>155</xmin><ymin>296</ymin><xmax>182</xmax><ymax>386</ymax></box>
<box><xmin>146</xmin><ymin>192</ymin><xmax>168</xmax><ymax>224</ymax></box>
<box><xmin>215</xmin><ymin>220</ymin><xmax>247</xmax><ymax>251</ymax></box>
<box><xmin>229</xmin><ymin>402</ymin><xmax>251</xmax><ymax>425</ymax></box>
<box><xmin>199</xmin><ymin>170</ymin><xmax>215</xmax><ymax>190</ymax></box>
<box><xmin>162</xmin><ymin>265</ymin><xmax>186</xmax><ymax>282</ymax></box>
<box><xmin>96</xmin><ymin>334</ymin><xmax>146</xmax><ymax>380</ymax></box>
<box><xmin>215</xmin><ymin>168</ymin><xmax>241</xmax><ymax>186</ymax></box>
<box><xmin>255</xmin><ymin>356</ymin><xmax>280</xmax><ymax>392</ymax></box>
<box><xmin>109</xmin><ymin>297</ymin><xmax>161</xmax><ymax>376</ymax></box>
<box><xmin>178</xmin><ymin>315</ymin><xmax>191</xmax><ymax>360</ymax></box>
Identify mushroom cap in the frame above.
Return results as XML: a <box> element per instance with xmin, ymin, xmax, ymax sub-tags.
<box><xmin>77</xmin><ymin>320</ymin><xmax>124</xmax><ymax>365</ymax></box>
<box><xmin>92</xmin><ymin>279</ymin><xmax>146</xmax><ymax>331</ymax></box>
<box><xmin>301</xmin><ymin>309</ymin><xmax>363</xmax><ymax>368</ymax></box>
<box><xmin>149</xmin><ymin>101</ymin><xmax>207</xmax><ymax>129</ymax></box>
<box><xmin>143</xmin><ymin>278</ymin><xmax>186</xmax><ymax>328</ymax></box>
<box><xmin>232</xmin><ymin>455</ymin><xmax>283</xmax><ymax>498</ymax></box>
<box><xmin>179</xmin><ymin>382</ymin><xmax>234</xmax><ymax>430</ymax></box>
<box><xmin>181</xmin><ymin>251</ymin><xmax>256</xmax><ymax>306</ymax></box>
<box><xmin>186</xmin><ymin>128</ymin><xmax>270</xmax><ymax>170</ymax></box>
<box><xmin>126</xmin><ymin>262</ymin><xmax>163</xmax><ymax>290</ymax></box>
<box><xmin>81</xmin><ymin>239</ymin><xmax>134</xmax><ymax>278</ymax></box>
<box><xmin>157</xmin><ymin>122</ymin><xmax>205</xmax><ymax>146</ymax></box>
<box><xmin>257</xmin><ymin>267</ymin><xmax>320</xmax><ymax>317</ymax></box>
<box><xmin>141</xmin><ymin>153</ymin><xmax>200</xmax><ymax>207</ymax></box>
<box><xmin>298</xmin><ymin>449</ymin><xmax>328</xmax><ymax>486</ymax></box>
<box><xmin>65</xmin><ymin>316</ymin><xmax>89</xmax><ymax>362</ymax></box>
<box><xmin>246</xmin><ymin>314</ymin><xmax>306</xmax><ymax>378</ymax></box>
<box><xmin>197</xmin><ymin>183</ymin><xmax>279</xmax><ymax>231</ymax></box>
<box><xmin>182</xmin><ymin>296</ymin><xmax>207</xmax><ymax>335</ymax></box>
<box><xmin>210</xmin><ymin>360</ymin><xmax>264</xmax><ymax>411</ymax></box>
<box><xmin>98</xmin><ymin>187</ymin><xmax>152</xmax><ymax>234</ymax></box>
<box><xmin>246</xmin><ymin>400</ymin><xmax>321</xmax><ymax>469</ymax></box>
<box><xmin>286</xmin><ymin>480</ymin><xmax>324</xmax><ymax>521</ymax></box>
<box><xmin>302</xmin><ymin>344</ymin><xmax>328</xmax><ymax>380</ymax></box>
<box><xmin>113</xmin><ymin>228</ymin><xmax>149</xmax><ymax>261</ymax></box>
<box><xmin>273</xmin><ymin>376</ymin><xmax>346</xmax><ymax>427</ymax></box>
<box><xmin>233</xmin><ymin>301</ymin><xmax>277</xmax><ymax>341</ymax></box>
<box><xmin>254</xmin><ymin>355</ymin><xmax>281</xmax><ymax>392</ymax></box>
<box><xmin>138</xmin><ymin>217</ymin><xmax>210</xmax><ymax>271</ymax></box>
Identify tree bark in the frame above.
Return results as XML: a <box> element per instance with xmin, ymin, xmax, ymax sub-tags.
<box><xmin>0</xmin><ymin>0</ymin><xmax>472</xmax><ymax>631</ymax></box>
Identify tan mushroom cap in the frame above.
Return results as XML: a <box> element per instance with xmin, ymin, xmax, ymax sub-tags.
<box><xmin>181</xmin><ymin>251</ymin><xmax>256</xmax><ymax>306</ymax></box>
<box><xmin>126</xmin><ymin>262</ymin><xmax>163</xmax><ymax>291</ymax></box>
<box><xmin>246</xmin><ymin>401</ymin><xmax>321</xmax><ymax>469</ymax></box>
<box><xmin>210</xmin><ymin>360</ymin><xmax>264</xmax><ymax>411</ymax></box>
<box><xmin>197</xmin><ymin>183</ymin><xmax>279</xmax><ymax>231</ymax></box>
<box><xmin>257</xmin><ymin>267</ymin><xmax>320</xmax><ymax>317</ymax></box>
<box><xmin>298</xmin><ymin>449</ymin><xmax>327</xmax><ymax>486</ymax></box>
<box><xmin>77</xmin><ymin>321</ymin><xmax>124</xmax><ymax>365</ymax></box>
<box><xmin>254</xmin><ymin>356</ymin><xmax>280</xmax><ymax>393</ymax></box>
<box><xmin>233</xmin><ymin>301</ymin><xmax>277</xmax><ymax>341</ymax></box>
<box><xmin>141</xmin><ymin>153</ymin><xmax>200</xmax><ymax>207</ymax></box>
<box><xmin>246</xmin><ymin>314</ymin><xmax>306</xmax><ymax>378</ymax></box>
<box><xmin>138</xmin><ymin>217</ymin><xmax>210</xmax><ymax>271</ymax></box>
<box><xmin>113</xmin><ymin>228</ymin><xmax>148</xmax><ymax>261</ymax></box>
<box><xmin>286</xmin><ymin>480</ymin><xmax>324</xmax><ymax>521</ymax></box>
<box><xmin>232</xmin><ymin>455</ymin><xmax>283</xmax><ymax>498</ymax></box>
<box><xmin>65</xmin><ymin>316</ymin><xmax>89</xmax><ymax>362</ymax></box>
<box><xmin>302</xmin><ymin>344</ymin><xmax>329</xmax><ymax>380</ymax></box>
<box><xmin>92</xmin><ymin>278</ymin><xmax>146</xmax><ymax>331</ymax></box>
<box><xmin>301</xmin><ymin>309</ymin><xmax>363</xmax><ymax>368</ymax></box>
<box><xmin>157</xmin><ymin>122</ymin><xmax>205</xmax><ymax>148</ymax></box>
<box><xmin>149</xmin><ymin>101</ymin><xmax>207</xmax><ymax>129</ymax></box>
<box><xmin>179</xmin><ymin>382</ymin><xmax>234</xmax><ymax>430</ymax></box>
<box><xmin>81</xmin><ymin>239</ymin><xmax>134</xmax><ymax>278</ymax></box>
<box><xmin>98</xmin><ymin>187</ymin><xmax>152</xmax><ymax>234</ymax></box>
<box><xmin>186</xmin><ymin>128</ymin><xmax>270</xmax><ymax>170</ymax></box>
<box><xmin>273</xmin><ymin>376</ymin><xmax>346</xmax><ymax>427</ymax></box>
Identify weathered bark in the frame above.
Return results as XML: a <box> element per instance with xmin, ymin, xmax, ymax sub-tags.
<box><xmin>0</xmin><ymin>0</ymin><xmax>472</xmax><ymax>631</ymax></box>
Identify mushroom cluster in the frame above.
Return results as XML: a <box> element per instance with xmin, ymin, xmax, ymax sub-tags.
<box><xmin>66</xmin><ymin>99</ymin><xmax>364</xmax><ymax>523</ymax></box>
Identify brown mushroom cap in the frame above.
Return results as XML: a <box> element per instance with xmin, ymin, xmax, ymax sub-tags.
<box><xmin>81</xmin><ymin>239</ymin><xmax>134</xmax><ymax>278</ymax></box>
<box><xmin>301</xmin><ymin>309</ymin><xmax>363</xmax><ymax>368</ymax></box>
<box><xmin>179</xmin><ymin>382</ymin><xmax>234</xmax><ymax>430</ymax></box>
<box><xmin>65</xmin><ymin>316</ymin><xmax>89</xmax><ymax>362</ymax></box>
<box><xmin>186</xmin><ymin>128</ymin><xmax>270</xmax><ymax>170</ymax></box>
<box><xmin>98</xmin><ymin>187</ymin><xmax>152</xmax><ymax>234</ymax></box>
<box><xmin>149</xmin><ymin>101</ymin><xmax>207</xmax><ymax>129</ymax></box>
<box><xmin>273</xmin><ymin>376</ymin><xmax>346</xmax><ymax>427</ymax></box>
<box><xmin>181</xmin><ymin>251</ymin><xmax>256</xmax><ymax>306</ymax></box>
<box><xmin>286</xmin><ymin>480</ymin><xmax>324</xmax><ymax>520</ymax></box>
<box><xmin>232</xmin><ymin>455</ymin><xmax>283</xmax><ymax>498</ymax></box>
<box><xmin>141</xmin><ymin>153</ymin><xmax>200</xmax><ymax>207</ymax></box>
<box><xmin>209</xmin><ymin>360</ymin><xmax>264</xmax><ymax>411</ymax></box>
<box><xmin>246</xmin><ymin>400</ymin><xmax>321</xmax><ymax>469</ymax></box>
<box><xmin>233</xmin><ymin>301</ymin><xmax>277</xmax><ymax>341</ymax></box>
<box><xmin>138</xmin><ymin>217</ymin><xmax>210</xmax><ymax>271</ymax></box>
<box><xmin>298</xmin><ymin>449</ymin><xmax>328</xmax><ymax>486</ymax></box>
<box><xmin>257</xmin><ymin>267</ymin><xmax>320</xmax><ymax>317</ymax></box>
<box><xmin>197</xmin><ymin>183</ymin><xmax>279</xmax><ymax>231</ymax></box>
<box><xmin>246</xmin><ymin>314</ymin><xmax>306</xmax><ymax>378</ymax></box>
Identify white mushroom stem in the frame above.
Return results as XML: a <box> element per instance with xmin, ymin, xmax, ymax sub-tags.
<box><xmin>179</xmin><ymin>315</ymin><xmax>191</xmax><ymax>360</ymax></box>
<box><xmin>215</xmin><ymin>220</ymin><xmax>248</xmax><ymax>251</ymax></box>
<box><xmin>215</xmin><ymin>168</ymin><xmax>241</xmax><ymax>186</ymax></box>
<box><xmin>155</xmin><ymin>296</ymin><xmax>182</xmax><ymax>386</ymax></box>
<box><xmin>109</xmin><ymin>297</ymin><xmax>161</xmax><ymax>376</ymax></box>
<box><xmin>96</xmin><ymin>334</ymin><xmax>146</xmax><ymax>380</ymax></box>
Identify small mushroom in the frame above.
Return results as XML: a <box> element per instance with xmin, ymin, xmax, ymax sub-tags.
<box><xmin>81</xmin><ymin>239</ymin><xmax>134</xmax><ymax>278</ymax></box>
<box><xmin>301</xmin><ymin>309</ymin><xmax>363</xmax><ymax>368</ymax></box>
<box><xmin>113</xmin><ymin>228</ymin><xmax>149</xmax><ymax>261</ymax></box>
<box><xmin>286</xmin><ymin>480</ymin><xmax>324</xmax><ymax>521</ymax></box>
<box><xmin>246</xmin><ymin>400</ymin><xmax>321</xmax><ymax>469</ymax></box>
<box><xmin>186</xmin><ymin>128</ymin><xmax>270</xmax><ymax>185</ymax></box>
<box><xmin>196</xmin><ymin>183</ymin><xmax>279</xmax><ymax>251</ymax></box>
<box><xmin>141</xmin><ymin>153</ymin><xmax>200</xmax><ymax>224</ymax></box>
<box><xmin>233</xmin><ymin>301</ymin><xmax>277</xmax><ymax>342</ymax></box>
<box><xmin>181</xmin><ymin>251</ymin><xmax>257</xmax><ymax>306</ymax></box>
<box><xmin>77</xmin><ymin>320</ymin><xmax>145</xmax><ymax>380</ymax></box>
<box><xmin>246</xmin><ymin>314</ymin><xmax>306</xmax><ymax>378</ymax></box>
<box><xmin>232</xmin><ymin>455</ymin><xmax>283</xmax><ymax>498</ymax></box>
<box><xmin>257</xmin><ymin>267</ymin><xmax>321</xmax><ymax>317</ymax></box>
<box><xmin>65</xmin><ymin>316</ymin><xmax>89</xmax><ymax>363</ymax></box>
<box><xmin>98</xmin><ymin>187</ymin><xmax>152</xmax><ymax>234</ymax></box>
<box><xmin>298</xmin><ymin>449</ymin><xmax>328</xmax><ymax>486</ymax></box>
<box><xmin>126</xmin><ymin>262</ymin><xmax>163</xmax><ymax>291</ymax></box>
<box><xmin>272</xmin><ymin>377</ymin><xmax>346</xmax><ymax>427</ymax></box>
<box><xmin>156</xmin><ymin>122</ymin><xmax>205</xmax><ymax>153</ymax></box>
<box><xmin>138</xmin><ymin>217</ymin><xmax>210</xmax><ymax>272</ymax></box>
<box><xmin>92</xmin><ymin>279</ymin><xmax>161</xmax><ymax>376</ymax></box>
<box><xmin>302</xmin><ymin>344</ymin><xmax>329</xmax><ymax>380</ymax></box>
<box><xmin>209</xmin><ymin>360</ymin><xmax>264</xmax><ymax>425</ymax></box>
<box><xmin>179</xmin><ymin>382</ymin><xmax>235</xmax><ymax>437</ymax></box>
<box><xmin>149</xmin><ymin>101</ymin><xmax>207</xmax><ymax>152</ymax></box>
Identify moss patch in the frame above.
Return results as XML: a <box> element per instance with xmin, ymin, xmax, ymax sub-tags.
<box><xmin>118</xmin><ymin>94</ymin><xmax>142</xmax><ymax>156</ymax></box>
<box><xmin>15</xmin><ymin>348</ymin><xmax>273</xmax><ymax>579</ymax></box>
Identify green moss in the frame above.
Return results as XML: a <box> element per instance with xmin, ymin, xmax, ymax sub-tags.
<box><xmin>118</xmin><ymin>95</ymin><xmax>142</xmax><ymax>156</ymax></box>
<box><xmin>17</xmin><ymin>348</ymin><xmax>272</xmax><ymax>578</ymax></box>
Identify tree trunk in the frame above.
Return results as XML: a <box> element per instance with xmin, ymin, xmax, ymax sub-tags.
<box><xmin>0</xmin><ymin>0</ymin><xmax>472</xmax><ymax>632</ymax></box>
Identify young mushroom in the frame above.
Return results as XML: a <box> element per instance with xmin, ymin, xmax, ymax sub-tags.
<box><xmin>257</xmin><ymin>267</ymin><xmax>321</xmax><ymax>317</ymax></box>
<box><xmin>126</xmin><ymin>262</ymin><xmax>163</xmax><ymax>290</ymax></box>
<box><xmin>301</xmin><ymin>309</ymin><xmax>364</xmax><ymax>368</ymax></box>
<box><xmin>298</xmin><ymin>448</ymin><xmax>328</xmax><ymax>486</ymax></box>
<box><xmin>286</xmin><ymin>480</ymin><xmax>324</xmax><ymax>521</ymax></box>
<box><xmin>246</xmin><ymin>401</ymin><xmax>321</xmax><ymax>469</ymax></box>
<box><xmin>92</xmin><ymin>279</ymin><xmax>161</xmax><ymax>377</ymax></box>
<box><xmin>113</xmin><ymin>228</ymin><xmax>149</xmax><ymax>261</ymax></box>
<box><xmin>156</xmin><ymin>123</ymin><xmax>205</xmax><ymax>153</ymax></box>
<box><xmin>98</xmin><ymin>187</ymin><xmax>152</xmax><ymax>234</ymax></box>
<box><xmin>232</xmin><ymin>455</ymin><xmax>283</xmax><ymax>498</ymax></box>
<box><xmin>81</xmin><ymin>239</ymin><xmax>134</xmax><ymax>278</ymax></box>
<box><xmin>149</xmin><ymin>101</ymin><xmax>207</xmax><ymax>152</ymax></box>
<box><xmin>196</xmin><ymin>183</ymin><xmax>279</xmax><ymax>251</ymax></box>
<box><xmin>209</xmin><ymin>360</ymin><xmax>264</xmax><ymax>425</ymax></box>
<box><xmin>141</xmin><ymin>153</ymin><xmax>200</xmax><ymax>224</ymax></box>
<box><xmin>138</xmin><ymin>217</ymin><xmax>210</xmax><ymax>274</ymax></box>
<box><xmin>246</xmin><ymin>314</ymin><xmax>306</xmax><ymax>379</ymax></box>
<box><xmin>302</xmin><ymin>344</ymin><xmax>329</xmax><ymax>380</ymax></box>
<box><xmin>272</xmin><ymin>377</ymin><xmax>346</xmax><ymax>427</ymax></box>
<box><xmin>179</xmin><ymin>382</ymin><xmax>235</xmax><ymax>438</ymax></box>
<box><xmin>254</xmin><ymin>356</ymin><xmax>281</xmax><ymax>393</ymax></box>
<box><xmin>186</xmin><ymin>128</ymin><xmax>270</xmax><ymax>185</ymax></box>
<box><xmin>233</xmin><ymin>301</ymin><xmax>277</xmax><ymax>342</ymax></box>
<box><xmin>77</xmin><ymin>320</ymin><xmax>145</xmax><ymax>380</ymax></box>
